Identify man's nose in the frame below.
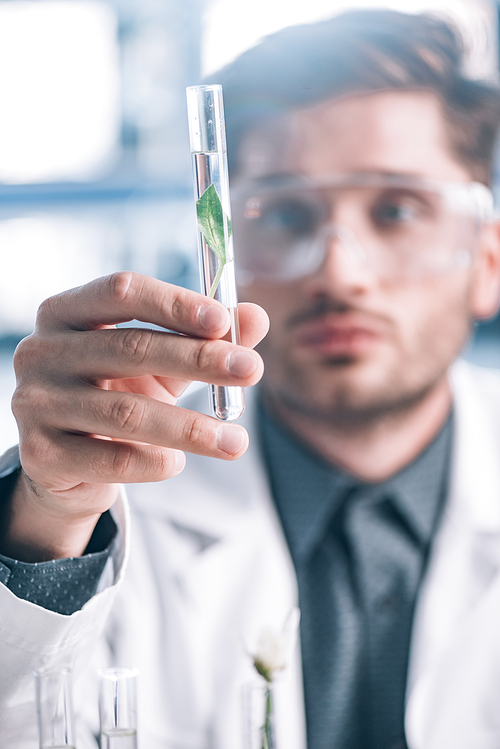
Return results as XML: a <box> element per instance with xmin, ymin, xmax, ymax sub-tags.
<box><xmin>326</xmin><ymin>224</ymin><xmax>366</xmax><ymax>264</ymax></box>
<box><xmin>304</xmin><ymin>223</ymin><xmax>375</xmax><ymax>293</ymax></box>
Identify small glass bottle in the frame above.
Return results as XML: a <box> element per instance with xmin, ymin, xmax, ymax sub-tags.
<box><xmin>98</xmin><ymin>667</ymin><xmax>138</xmax><ymax>749</ymax></box>
<box><xmin>242</xmin><ymin>679</ymin><xmax>276</xmax><ymax>749</ymax></box>
<box><xmin>34</xmin><ymin>667</ymin><xmax>76</xmax><ymax>749</ymax></box>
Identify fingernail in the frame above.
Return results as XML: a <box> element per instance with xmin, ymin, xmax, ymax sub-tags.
<box><xmin>174</xmin><ymin>450</ymin><xmax>186</xmax><ymax>475</ymax></box>
<box><xmin>227</xmin><ymin>350</ymin><xmax>258</xmax><ymax>378</ymax></box>
<box><xmin>217</xmin><ymin>425</ymin><xmax>246</xmax><ymax>455</ymax></box>
<box><xmin>199</xmin><ymin>304</ymin><xmax>228</xmax><ymax>331</ymax></box>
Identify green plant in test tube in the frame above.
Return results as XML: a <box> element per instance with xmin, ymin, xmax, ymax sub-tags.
<box><xmin>196</xmin><ymin>183</ymin><xmax>232</xmax><ymax>298</ymax></box>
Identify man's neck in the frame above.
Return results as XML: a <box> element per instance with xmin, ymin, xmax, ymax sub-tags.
<box><xmin>263</xmin><ymin>377</ymin><xmax>453</xmax><ymax>483</ymax></box>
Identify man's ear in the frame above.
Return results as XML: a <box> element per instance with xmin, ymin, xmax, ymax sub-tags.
<box><xmin>471</xmin><ymin>221</ymin><xmax>500</xmax><ymax>320</ymax></box>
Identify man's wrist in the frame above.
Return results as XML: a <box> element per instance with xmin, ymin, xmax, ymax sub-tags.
<box><xmin>0</xmin><ymin>449</ymin><xmax>103</xmax><ymax>562</ymax></box>
<box><xmin>5</xmin><ymin>472</ymin><xmax>102</xmax><ymax>561</ymax></box>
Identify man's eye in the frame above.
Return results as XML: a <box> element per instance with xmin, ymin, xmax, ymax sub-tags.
<box><xmin>260</xmin><ymin>200</ymin><xmax>318</xmax><ymax>236</ymax></box>
<box><xmin>372</xmin><ymin>201</ymin><xmax>418</xmax><ymax>226</ymax></box>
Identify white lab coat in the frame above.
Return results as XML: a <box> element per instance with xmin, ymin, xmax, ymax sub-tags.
<box><xmin>2</xmin><ymin>359</ymin><xmax>500</xmax><ymax>749</ymax></box>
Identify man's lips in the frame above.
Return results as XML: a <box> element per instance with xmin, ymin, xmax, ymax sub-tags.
<box><xmin>293</xmin><ymin>317</ymin><xmax>383</xmax><ymax>356</ymax></box>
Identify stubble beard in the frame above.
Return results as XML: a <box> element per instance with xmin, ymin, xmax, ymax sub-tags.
<box><xmin>256</xmin><ymin>279</ymin><xmax>473</xmax><ymax>433</ymax></box>
<box><xmin>260</xmin><ymin>352</ymin><xmax>451</xmax><ymax>432</ymax></box>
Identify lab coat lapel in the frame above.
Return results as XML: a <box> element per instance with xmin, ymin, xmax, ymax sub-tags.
<box><xmin>178</xmin><ymin>390</ymin><xmax>306</xmax><ymax>749</ymax></box>
<box><xmin>134</xmin><ymin>387</ymin><xmax>282</xmax><ymax>569</ymax></box>
<box><xmin>164</xmin><ymin>384</ymin><xmax>300</xmax><ymax>631</ymax></box>
<box><xmin>172</xmin><ymin>448</ymin><xmax>306</xmax><ymax>749</ymax></box>
<box><xmin>128</xmin><ymin>387</ymin><xmax>307</xmax><ymax>749</ymax></box>
<box><xmin>406</xmin><ymin>361</ymin><xmax>500</xmax><ymax>748</ymax></box>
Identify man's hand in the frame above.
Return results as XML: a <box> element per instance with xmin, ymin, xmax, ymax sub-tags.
<box><xmin>4</xmin><ymin>272</ymin><xmax>269</xmax><ymax>561</ymax></box>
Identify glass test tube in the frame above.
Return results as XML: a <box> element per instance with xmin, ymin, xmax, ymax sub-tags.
<box><xmin>98</xmin><ymin>668</ymin><xmax>138</xmax><ymax>749</ymax></box>
<box><xmin>186</xmin><ymin>84</ymin><xmax>245</xmax><ymax>421</ymax></box>
<box><xmin>34</xmin><ymin>667</ymin><xmax>76</xmax><ymax>749</ymax></box>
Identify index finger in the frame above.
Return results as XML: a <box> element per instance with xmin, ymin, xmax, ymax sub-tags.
<box><xmin>36</xmin><ymin>272</ymin><xmax>231</xmax><ymax>339</ymax></box>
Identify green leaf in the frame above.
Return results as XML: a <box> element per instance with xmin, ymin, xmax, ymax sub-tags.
<box><xmin>196</xmin><ymin>183</ymin><xmax>232</xmax><ymax>265</ymax></box>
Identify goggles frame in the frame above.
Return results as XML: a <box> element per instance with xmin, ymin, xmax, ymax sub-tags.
<box><xmin>231</xmin><ymin>173</ymin><xmax>494</xmax><ymax>284</ymax></box>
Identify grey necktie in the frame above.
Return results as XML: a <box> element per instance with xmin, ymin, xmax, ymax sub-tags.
<box><xmin>299</xmin><ymin>487</ymin><xmax>424</xmax><ymax>749</ymax></box>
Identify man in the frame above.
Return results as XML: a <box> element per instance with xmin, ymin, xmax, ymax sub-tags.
<box><xmin>1</xmin><ymin>9</ymin><xmax>500</xmax><ymax>749</ymax></box>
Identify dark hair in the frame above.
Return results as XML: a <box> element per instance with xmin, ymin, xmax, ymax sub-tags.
<box><xmin>206</xmin><ymin>9</ymin><xmax>500</xmax><ymax>183</ymax></box>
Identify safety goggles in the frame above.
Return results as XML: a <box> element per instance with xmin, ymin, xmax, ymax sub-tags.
<box><xmin>231</xmin><ymin>173</ymin><xmax>494</xmax><ymax>284</ymax></box>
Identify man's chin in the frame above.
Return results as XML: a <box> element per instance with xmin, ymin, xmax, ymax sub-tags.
<box><xmin>264</xmin><ymin>368</ymin><xmax>435</xmax><ymax>429</ymax></box>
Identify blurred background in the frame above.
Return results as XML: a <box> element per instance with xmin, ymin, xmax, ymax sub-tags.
<box><xmin>1</xmin><ymin>0</ymin><xmax>499</xmax><ymax>454</ymax></box>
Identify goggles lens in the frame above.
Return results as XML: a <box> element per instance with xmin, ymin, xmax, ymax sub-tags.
<box><xmin>231</xmin><ymin>175</ymin><xmax>493</xmax><ymax>283</ymax></box>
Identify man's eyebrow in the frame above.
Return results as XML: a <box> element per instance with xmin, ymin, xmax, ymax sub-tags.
<box><xmin>349</xmin><ymin>170</ymin><xmax>424</xmax><ymax>180</ymax></box>
<box><xmin>239</xmin><ymin>172</ymin><xmax>301</xmax><ymax>188</ymax></box>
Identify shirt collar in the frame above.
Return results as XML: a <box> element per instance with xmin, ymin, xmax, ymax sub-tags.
<box><xmin>259</xmin><ymin>402</ymin><xmax>452</xmax><ymax>562</ymax></box>
<box><xmin>383</xmin><ymin>419</ymin><xmax>452</xmax><ymax>546</ymax></box>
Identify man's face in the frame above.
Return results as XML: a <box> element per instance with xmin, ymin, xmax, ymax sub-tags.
<box><xmin>235</xmin><ymin>91</ymin><xmax>491</xmax><ymax>424</ymax></box>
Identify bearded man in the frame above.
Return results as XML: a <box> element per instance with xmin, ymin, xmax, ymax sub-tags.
<box><xmin>1</xmin><ymin>10</ymin><xmax>500</xmax><ymax>749</ymax></box>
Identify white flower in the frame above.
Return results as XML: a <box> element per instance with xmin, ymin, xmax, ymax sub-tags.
<box><xmin>251</xmin><ymin>608</ymin><xmax>301</xmax><ymax>682</ymax></box>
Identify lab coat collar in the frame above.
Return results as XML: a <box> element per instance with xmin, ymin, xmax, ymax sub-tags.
<box><xmin>449</xmin><ymin>359</ymin><xmax>500</xmax><ymax>533</ymax></box>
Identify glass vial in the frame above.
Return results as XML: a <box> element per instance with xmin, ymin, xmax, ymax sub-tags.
<box><xmin>242</xmin><ymin>680</ymin><xmax>276</xmax><ymax>749</ymax></box>
<box><xmin>186</xmin><ymin>83</ymin><xmax>245</xmax><ymax>421</ymax></box>
<box><xmin>34</xmin><ymin>667</ymin><xmax>76</xmax><ymax>749</ymax></box>
<box><xmin>98</xmin><ymin>668</ymin><xmax>138</xmax><ymax>749</ymax></box>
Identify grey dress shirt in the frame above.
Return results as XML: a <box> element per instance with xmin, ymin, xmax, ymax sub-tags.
<box><xmin>259</xmin><ymin>404</ymin><xmax>452</xmax><ymax>749</ymax></box>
